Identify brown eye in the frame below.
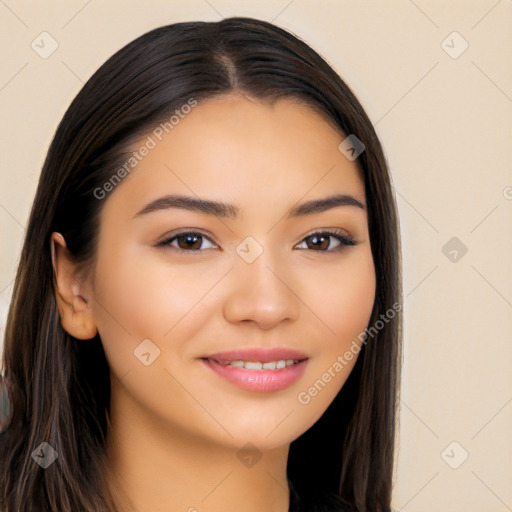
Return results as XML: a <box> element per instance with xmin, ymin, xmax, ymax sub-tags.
<box><xmin>296</xmin><ymin>230</ymin><xmax>356</xmax><ymax>252</ymax></box>
<box><xmin>305</xmin><ymin>234</ymin><xmax>330</xmax><ymax>251</ymax></box>
<box><xmin>175</xmin><ymin>234</ymin><xmax>203</xmax><ymax>250</ymax></box>
<box><xmin>156</xmin><ymin>232</ymin><xmax>217</xmax><ymax>251</ymax></box>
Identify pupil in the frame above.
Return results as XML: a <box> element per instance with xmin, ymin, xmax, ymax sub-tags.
<box><xmin>310</xmin><ymin>235</ymin><xmax>328</xmax><ymax>250</ymax></box>
<box><xmin>179</xmin><ymin>234</ymin><xmax>201</xmax><ymax>249</ymax></box>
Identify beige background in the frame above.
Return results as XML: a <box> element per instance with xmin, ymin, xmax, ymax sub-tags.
<box><xmin>1</xmin><ymin>1</ymin><xmax>511</xmax><ymax>510</ymax></box>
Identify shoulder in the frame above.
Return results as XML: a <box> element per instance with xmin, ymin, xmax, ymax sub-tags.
<box><xmin>290</xmin><ymin>487</ymin><xmax>358</xmax><ymax>512</ymax></box>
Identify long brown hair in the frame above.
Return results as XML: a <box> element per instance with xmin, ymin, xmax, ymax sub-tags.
<box><xmin>0</xmin><ymin>17</ymin><xmax>402</xmax><ymax>512</ymax></box>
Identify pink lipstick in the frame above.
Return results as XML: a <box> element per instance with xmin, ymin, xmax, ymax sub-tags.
<box><xmin>200</xmin><ymin>347</ymin><xmax>309</xmax><ymax>393</ymax></box>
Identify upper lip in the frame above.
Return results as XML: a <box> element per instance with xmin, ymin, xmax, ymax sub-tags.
<box><xmin>201</xmin><ymin>347</ymin><xmax>309</xmax><ymax>364</ymax></box>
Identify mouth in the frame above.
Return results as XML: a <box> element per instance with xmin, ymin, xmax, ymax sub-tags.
<box><xmin>199</xmin><ymin>348</ymin><xmax>309</xmax><ymax>392</ymax></box>
<box><xmin>202</xmin><ymin>358</ymin><xmax>304</xmax><ymax>370</ymax></box>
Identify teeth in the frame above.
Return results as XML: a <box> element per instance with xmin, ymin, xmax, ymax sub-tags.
<box><xmin>219</xmin><ymin>359</ymin><xmax>299</xmax><ymax>370</ymax></box>
<box><xmin>245</xmin><ymin>361</ymin><xmax>263</xmax><ymax>370</ymax></box>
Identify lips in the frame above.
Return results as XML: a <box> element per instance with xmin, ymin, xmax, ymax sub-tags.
<box><xmin>199</xmin><ymin>347</ymin><xmax>309</xmax><ymax>392</ymax></box>
<box><xmin>201</xmin><ymin>347</ymin><xmax>308</xmax><ymax>364</ymax></box>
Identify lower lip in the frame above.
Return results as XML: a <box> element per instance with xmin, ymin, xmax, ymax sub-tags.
<box><xmin>201</xmin><ymin>358</ymin><xmax>308</xmax><ymax>392</ymax></box>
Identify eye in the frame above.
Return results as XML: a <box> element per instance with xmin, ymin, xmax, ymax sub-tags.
<box><xmin>155</xmin><ymin>229</ymin><xmax>356</xmax><ymax>253</ymax></box>
<box><xmin>295</xmin><ymin>230</ymin><xmax>356</xmax><ymax>252</ymax></box>
<box><xmin>155</xmin><ymin>231</ymin><xmax>218</xmax><ymax>252</ymax></box>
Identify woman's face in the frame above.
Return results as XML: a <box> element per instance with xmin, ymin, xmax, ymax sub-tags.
<box><xmin>86</xmin><ymin>93</ymin><xmax>375</xmax><ymax>450</ymax></box>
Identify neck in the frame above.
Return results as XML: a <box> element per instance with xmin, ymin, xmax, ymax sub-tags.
<box><xmin>102</xmin><ymin>383</ymin><xmax>291</xmax><ymax>512</ymax></box>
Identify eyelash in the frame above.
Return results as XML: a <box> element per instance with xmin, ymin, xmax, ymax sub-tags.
<box><xmin>155</xmin><ymin>229</ymin><xmax>356</xmax><ymax>253</ymax></box>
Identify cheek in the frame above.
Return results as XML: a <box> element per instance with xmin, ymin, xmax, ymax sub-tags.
<box><xmin>90</xmin><ymin>245</ymin><xmax>227</xmax><ymax>362</ymax></box>
<box><xmin>289</xmin><ymin>252</ymin><xmax>375</xmax><ymax>432</ymax></box>
<box><xmin>306</xmin><ymin>250</ymin><xmax>376</xmax><ymax>353</ymax></box>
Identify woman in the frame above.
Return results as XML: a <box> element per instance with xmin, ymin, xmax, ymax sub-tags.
<box><xmin>0</xmin><ymin>17</ymin><xmax>402</xmax><ymax>512</ymax></box>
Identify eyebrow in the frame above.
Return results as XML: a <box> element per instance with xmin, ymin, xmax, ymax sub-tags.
<box><xmin>132</xmin><ymin>193</ymin><xmax>365</xmax><ymax>220</ymax></box>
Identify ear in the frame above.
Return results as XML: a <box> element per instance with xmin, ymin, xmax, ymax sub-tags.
<box><xmin>50</xmin><ymin>232</ymin><xmax>98</xmax><ymax>340</ymax></box>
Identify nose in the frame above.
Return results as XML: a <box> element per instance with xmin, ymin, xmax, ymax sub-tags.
<box><xmin>223</xmin><ymin>250</ymin><xmax>301</xmax><ymax>330</ymax></box>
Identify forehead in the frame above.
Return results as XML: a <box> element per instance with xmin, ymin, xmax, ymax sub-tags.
<box><xmin>101</xmin><ymin>94</ymin><xmax>365</xmax><ymax>217</ymax></box>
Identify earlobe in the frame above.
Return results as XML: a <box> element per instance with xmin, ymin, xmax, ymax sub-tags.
<box><xmin>50</xmin><ymin>232</ymin><xmax>98</xmax><ymax>340</ymax></box>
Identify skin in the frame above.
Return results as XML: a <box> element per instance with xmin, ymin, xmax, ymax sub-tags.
<box><xmin>51</xmin><ymin>93</ymin><xmax>376</xmax><ymax>512</ymax></box>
